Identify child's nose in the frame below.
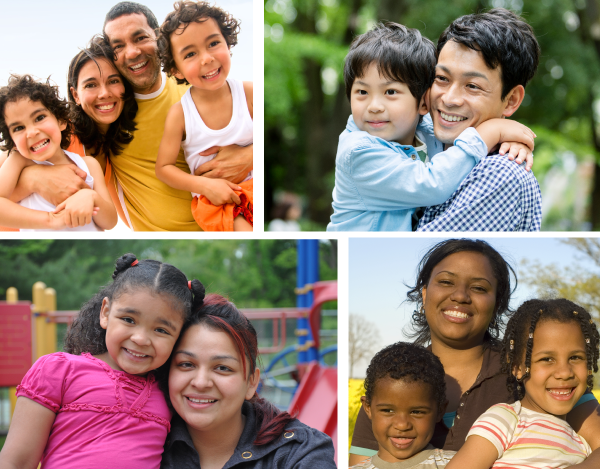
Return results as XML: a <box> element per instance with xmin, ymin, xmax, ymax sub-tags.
<box><xmin>200</xmin><ymin>51</ymin><xmax>215</xmax><ymax>66</ymax></box>
<box><xmin>367</xmin><ymin>97</ymin><xmax>384</xmax><ymax>113</ymax></box>
<box><xmin>130</xmin><ymin>329</ymin><xmax>151</xmax><ymax>346</ymax></box>
<box><xmin>392</xmin><ymin>414</ymin><xmax>412</xmax><ymax>430</ymax></box>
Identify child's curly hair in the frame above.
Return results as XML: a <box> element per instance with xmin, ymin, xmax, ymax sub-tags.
<box><xmin>158</xmin><ymin>0</ymin><xmax>240</xmax><ymax>85</ymax></box>
<box><xmin>502</xmin><ymin>298</ymin><xmax>600</xmax><ymax>401</ymax></box>
<box><xmin>0</xmin><ymin>74</ymin><xmax>72</xmax><ymax>152</ymax></box>
<box><xmin>364</xmin><ymin>341</ymin><xmax>446</xmax><ymax>411</ymax></box>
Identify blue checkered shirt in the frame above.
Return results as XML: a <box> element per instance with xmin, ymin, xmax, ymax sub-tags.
<box><xmin>417</xmin><ymin>153</ymin><xmax>542</xmax><ymax>231</ymax></box>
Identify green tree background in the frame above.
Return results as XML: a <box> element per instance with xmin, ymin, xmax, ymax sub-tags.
<box><xmin>265</xmin><ymin>0</ymin><xmax>600</xmax><ymax>230</ymax></box>
<box><xmin>0</xmin><ymin>239</ymin><xmax>337</xmax><ymax>310</ymax></box>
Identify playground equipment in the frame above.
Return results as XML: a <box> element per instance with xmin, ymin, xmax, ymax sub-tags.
<box><xmin>0</xmin><ymin>240</ymin><xmax>338</xmax><ymax>461</ymax></box>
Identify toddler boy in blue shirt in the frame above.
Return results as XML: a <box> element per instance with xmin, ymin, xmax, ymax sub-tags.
<box><xmin>326</xmin><ymin>23</ymin><xmax>535</xmax><ymax>231</ymax></box>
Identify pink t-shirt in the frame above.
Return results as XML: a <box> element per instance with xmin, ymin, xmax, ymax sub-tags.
<box><xmin>16</xmin><ymin>352</ymin><xmax>171</xmax><ymax>469</ymax></box>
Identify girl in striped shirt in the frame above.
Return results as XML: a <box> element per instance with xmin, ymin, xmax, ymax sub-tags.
<box><xmin>445</xmin><ymin>298</ymin><xmax>599</xmax><ymax>469</ymax></box>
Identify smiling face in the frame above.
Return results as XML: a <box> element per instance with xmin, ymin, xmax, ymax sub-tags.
<box><xmin>170</xmin><ymin>18</ymin><xmax>231</xmax><ymax>92</ymax></box>
<box><xmin>363</xmin><ymin>378</ymin><xmax>441</xmax><ymax>463</ymax></box>
<box><xmin>104</xmin><ymin>13</ymin><xmax>161</xmax><ymax>95</ymax></box>
<box><xmin>518</xmin><ymin>320</ymin><xmax>589</xmax><ymax>419</ymax></box>
<box><xmin>422</xmin><ymin>251</ymin><xmax>498</xmax><ymax>348</ymax></box>
<box><xmin>350</xmin><ymin>63</ymin><xmax>428</xmax><ymax>145</ymax></box>
<box><xmin>168</xmin><ymin>324</ymin><xmax>260</xmax><ymax>435</ymax></box>
<box><xmin>4</xmin><ymin>98</ymin><xmax>67</xmax><ymax>163</ymax></box>
<box><xmin>71</xmin><ymin>58</ymin><xmax>125</xmax><ymax>134</ymax></box>
<box><xmin>430</xmin><ymin>40</ymin><xmax>523</xmax><ymax>145</ymax></box>
<box><xmin>98</xmin><ymin>289</ymin><xmax>184</xmax><ymax>376</ymax></box>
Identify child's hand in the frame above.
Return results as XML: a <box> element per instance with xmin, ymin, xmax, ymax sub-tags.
<box><xmin>46</xmin><ymin>210</ymin><xmax>69</xmax><ymax>230</ymax></box>
<box><xmin>53</xmin><ymin>189</ymin><xmax>99</xmax><ymax>228</ymax></box>
<box><xmin>499</xmin><ymin>142</ymin><xmax>533</xmax><ymax>171</ymax></box>
<box><xmin>476</xmin><ymin>118</ymin><xmax>536</xmax><ymax>157</ymax></box>
<box><xmin>198</xmin><ymin>178</ymin><xmax>242</xmax><ymax>206</ymax></box>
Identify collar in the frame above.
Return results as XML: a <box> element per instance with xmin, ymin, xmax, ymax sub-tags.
<box><xmin>166</xmin><ymin>401</ymin><xmax>303</xmax><ymax>464</ymax></box>
<box><xmin>371</xmin><ymin>445</ymin><xmax>439</xmax><ymax>469</ymax></box>
<box><xmin>134</xmin><ymin>72</ymin><xmax>167</xmax><ymax>100</ymax></box>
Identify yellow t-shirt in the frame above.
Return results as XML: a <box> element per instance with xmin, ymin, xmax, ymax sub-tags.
<box><xmin>109</xmin><ymin>75</ymin><xmax>199</xmax><ymax>231</ymax></box>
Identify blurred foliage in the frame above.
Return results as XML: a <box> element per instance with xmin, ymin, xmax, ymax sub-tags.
<box><xmin>0</xmin><ymin>240</ymin><xmax>337</xmax><ymax>310</ymax></box>
<box><xmin>265</xmin><ymin>0</ymin><xmax>600</xmax><ymax>230</ymax></box>
<box><xmin>348</xmin><ymin>378</ymin><xmax>365</xmax><ymax>449</ymax></box>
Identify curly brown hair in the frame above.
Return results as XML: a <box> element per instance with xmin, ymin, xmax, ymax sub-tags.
<box><xmin>158</xmin><ymin>0</ymin><xmax>240</xmax><ymax>85</ymax></box>
<box><xmin>0</xmin><ymin>74</ymin><xmax>72</xmax><ymax>152</ymax></box>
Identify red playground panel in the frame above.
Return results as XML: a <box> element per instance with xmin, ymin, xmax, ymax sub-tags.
<box><xmin>288</xmin><ymin>362</ymin><xmax>338</xmax><ymax>463</ymax></box>
<box><xmin>0</xmin><ymin>302</ymin><xmax>32</xmax><ymax>387</ymax></box>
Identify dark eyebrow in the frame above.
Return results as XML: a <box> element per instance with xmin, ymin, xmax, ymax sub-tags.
<box><xmin>436</xmin><ymin>64</ymin><xmax>488</xmax><ymax>81</ymax></box>
<box><xmin>157</xmin><ymin>318</ymin><xmax>178</xmax><ymax>331</ymax></box>
<box><xmin>8</xmin><ymin>108</ymin><xmax>46</xmax><ymax>128</ymax></box>
<box><xmin>172</xmin><ymin>351</ymin><xmax>239</xmax><ymax>362</ymax></box>
<box><xmin>434</xmin><ymin>270</ymin><xmax>493</xmax><ymax>287</ymax></box>
<box><xmin>174</xmin><ymin>350</ymin><xmax>197</xmax><ymax>358</ymax></box>
<box><xmin>110</xmin><ymin>28</ymin><xmax>149</xmax><ymax>45</ymax></box>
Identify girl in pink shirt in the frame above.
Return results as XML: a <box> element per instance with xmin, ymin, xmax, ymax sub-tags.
<box><xmin>0</xmin><ymin>253</ymin><xmax>205</xmax><ymax>469</ymax></box>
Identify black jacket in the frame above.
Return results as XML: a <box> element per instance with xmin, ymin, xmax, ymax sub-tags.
<box><xmin>161</xmin><ymin>401</ymin><xmax>337</xmax><ymax>468</ymax></box>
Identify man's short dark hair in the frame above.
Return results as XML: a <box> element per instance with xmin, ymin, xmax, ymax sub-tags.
<box><xmin>343</xmin><ymin>22</ymin><xmax>436</xmax><ymax>102</ymax></box>
<box><xmin>103</xmin><ymin>1</ymin><xmax>159</xmax><ymax>34</ymax></box>
<box><xmin>437</xmin><ymin>8</ymin><xmax>540</xmax><ymax>100</ymax></box>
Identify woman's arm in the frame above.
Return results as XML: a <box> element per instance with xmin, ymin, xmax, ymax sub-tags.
<box><xmin>445</xmin><ymin>435</ymin><xmax>498</xmax><ymax>469</ymax></box>
<box><xmin>0</xmin><ymin>397</ymin><xmax>56</xmax><ymax>469</ymax></box>
<box><xmin>566</xmin><ymin>400</ymin><xmax>600</xmax><ymax>468</ymax></box>
<box><xmin>156</xmin><ymin>103</ymin><xmax>242</xmax><ymax>206</ymax></box>
<box><xmin>84</xmin><ymin>156</ymin><xmax>118</xmax><ymax>230</ymax></box>
<box><xmin>0</xmin><ymin>153</ymin><xmax>67</xmax><ymax>230</ymax></box>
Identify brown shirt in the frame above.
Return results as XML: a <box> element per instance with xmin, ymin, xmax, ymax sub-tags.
<box><xmin>351</xmin><ymin>345</ymin><xmax>513</xmax><ymax>453</ymax></box>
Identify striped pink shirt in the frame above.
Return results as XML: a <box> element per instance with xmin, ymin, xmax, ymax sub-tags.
<box><xmin>467</xmin><ymin>401</ymin><xmax>590</xmax><ymax>468</ymax></box>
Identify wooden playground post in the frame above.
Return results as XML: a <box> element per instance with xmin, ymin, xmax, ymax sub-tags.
<box><xmin>5</xmin><ymin>287</ymin><xmax>18</xmax><ymax>417</ymax></box>
<box><xmin>32</xmin><ymin>282</ymin><xmax>57</xmax><ymax>360</ymax></box>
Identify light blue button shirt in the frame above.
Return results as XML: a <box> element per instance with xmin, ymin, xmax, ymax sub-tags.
<box><xmin>327</xmin><ymin>114</ymin><xmax>488</xmax><ymax>231</ymax></box>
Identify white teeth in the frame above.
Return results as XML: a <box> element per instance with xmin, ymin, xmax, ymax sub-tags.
<box><xmin>130</xmin><ymin>61</ymin><xmax>148</xmax><ymax>71</ymax></box>
<box><xmin>97</xmin><ymin>103</ymin><xmax>115</xmax><ymax>110</ymax></box>
<box><xmin>441</xmin><ymin>111</ymin><xmax>467</xmax><ymax>122</ymax></box>
<box><xmin>126</xmin><ymin>349</ymin><xmax>147</xmax><ymax>358</ymax></box>
<box><xmin>188</xmin><ymin>397</ymin><xmax>216</xmax><ymax>403</ymax></box>
<box><xmin>444</xmin><ymin>310</ymin><xmax>469</xmax><ymax>319</ymax></box>
<box><xmin>31</xmin><ymin>139</ymin><xmax>49</xmax><ymax>151</ymax></box>
<box><xmin>203</xmin><ymin>69</ymin><xmax>219</xmax><ymax>79</ymax></box>
<box><xmin>549</xmin><ymin>389</ymin><xmax>572</xmax><ymax>395</ymax></box>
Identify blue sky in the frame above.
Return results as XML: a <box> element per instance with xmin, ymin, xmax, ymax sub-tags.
<box><xmin>349</xmin><ymin>237</ymin><xmax>599</xmax><ymax>376</ymax></box>
<box><xmin>0</xmin><ymin>0</ymin><xmax>253</xmax><ymax>99</ymax></box>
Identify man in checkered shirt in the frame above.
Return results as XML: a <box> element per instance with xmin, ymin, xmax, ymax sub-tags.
<box><xmin>417</xmin><ymin>8</ymin><xmax>542</xmax><ymax>232</ymax></box>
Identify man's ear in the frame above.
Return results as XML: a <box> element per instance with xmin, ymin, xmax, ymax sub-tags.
<box><xmin>361</xmin><ymin>396</ymin><xmax>372</xmax><ymax>420</ymax></box>
<box><xmin>419</xmin><ymin>89</ymin><xmax>430</xmax><ymax>116</ymax></box>
<box><xmin>501</xmin><ymin>85</ymin><xmax>525</xmax><ymax>118</ymax></box>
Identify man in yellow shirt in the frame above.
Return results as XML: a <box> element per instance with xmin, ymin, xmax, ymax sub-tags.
<box><xmin>4</xmin><ymin>1</ymin><xmax>253</xmax><ymax>231</ymax></box>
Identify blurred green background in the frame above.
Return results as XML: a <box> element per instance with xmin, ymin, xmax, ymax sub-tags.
<box><xmin>265</xmin><ymin>0</ymin><xmax>600</xmax><ymax>231</ymax></box>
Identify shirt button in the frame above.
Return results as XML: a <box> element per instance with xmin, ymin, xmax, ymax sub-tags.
<box><xmin>404</xmin><ymin>147</ymin><xmax>410</xmax><ymax>151</ymax></box>
<box><xmin>411</xmin><ymin>155</ymin><xmax>416</xmax><ymax>160</ymax></box>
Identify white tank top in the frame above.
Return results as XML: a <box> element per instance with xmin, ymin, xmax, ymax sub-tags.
<box><xmin>19</xmin><ymin>150</ymin><xmax>100</xmax><ymax>232</ymax></box>
<box><xmin>180</xmin><ymin>78</ymin><xmax>253</xmax><ymax>198</ymax></box>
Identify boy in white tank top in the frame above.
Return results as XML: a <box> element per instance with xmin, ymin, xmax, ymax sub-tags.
<box><xmin>0</xmin><ymin>74</ymin><xmax>117</xmax><ymax>231</ymax></box>
<box><xmin>156</xmin><ymin>1</ymin><xmax>253</xmax><ymax>232</ymax></box>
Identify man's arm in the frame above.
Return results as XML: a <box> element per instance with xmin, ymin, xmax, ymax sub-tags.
<box><xmin>194</xmin><ymin>144</ymin><xmax>253</xmax><ymax>184</ymax></box>
<box><xmin>0</xmin><ymin>150</ymin><xmax>90</xmax><ymax>205</ymax></box>
<box><xmin>417</xmin><ymin>154</ymin><xmax>542</xmax><ymax>232</ymax></box>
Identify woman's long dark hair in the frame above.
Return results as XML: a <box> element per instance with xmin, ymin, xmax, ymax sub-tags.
<box><xmin>162</xmin><ymin>294</ymin><xmax>295</xmax><ymax>445</ymax></box>
<box><xmin>67</xmin><ymin>35</ymin><xmax>137</xmax><ymax>158</ymax></box>
<box><xmin>64</xmin><ymin>253</ymin><xmax>204</xmax><ymax>355</ymax></box>
<box><xmin>405</xmin><ymin>239</ymin><xmax>517</xmax><ymax>346</ymax></box>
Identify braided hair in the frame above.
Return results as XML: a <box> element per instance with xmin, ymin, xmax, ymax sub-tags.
<box><xmin>364</xmin><ymin>341</ymin><xmax>446</xmax><ymax>412</ymax></box>
<box><xmin>501</xmin><ymin>298</ymin><xmax>600</xmax><ymax>401</ymax></box>
<box><xmin>64</xmin><ymin>253</ymin><xmax>205</xmax><ymax>355</ymax></box>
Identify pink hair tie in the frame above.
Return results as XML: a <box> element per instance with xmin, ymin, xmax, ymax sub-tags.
<box><xmin>131</xmin><ymin>260</ymin><xmax>139</xmax><ymax>267</ymax></box>
<box><xmin>188</xmin><ymin>280</ymin><xmax>192</xmax><ymax>290</ymax></box>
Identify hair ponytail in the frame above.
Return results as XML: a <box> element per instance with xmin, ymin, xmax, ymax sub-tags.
<box><xmin>64</xmin><ymin>253</ymin><xmax>202</xmax><ymax>356</ymax></box>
